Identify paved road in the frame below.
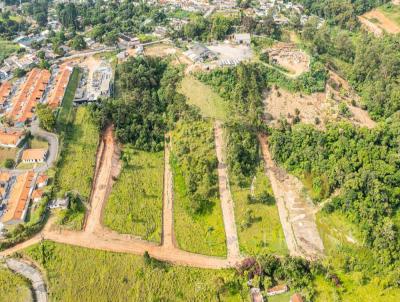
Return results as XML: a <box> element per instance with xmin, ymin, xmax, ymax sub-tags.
<box><xmin>214</xmin><ymin>121</ymin><xmax>241</xmax><ymax>261</ymax></box>
<box><xmin>5</xmin><ymin>258</ymin><xmax>47</xmax><ymax>302</ymax></box>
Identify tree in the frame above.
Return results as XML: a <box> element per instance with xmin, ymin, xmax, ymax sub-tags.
<box><xmin>37</xmin><ymin>103</ymin><xmax>56</xmax><ymax>131</ymax></box>
<box><xmin>71</xmin><ymin>35</ymin><xmax>86</xmax><ymax>50</ymax></box>
<box><xmin>4</xmin><ymin>159</ymin><xmax>15</xmax><ymax>169</ymax></box>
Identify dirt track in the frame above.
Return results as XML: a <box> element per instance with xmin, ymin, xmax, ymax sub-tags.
<box><xmin>259</xmin><ymin>135</ymin><xmax>324</xmax><ymax>260</ymax></box>
<box><xmin>0</xmin><ymin>127</ymin><xmax>240</xmax><ymax>269</ymax></box>
<box><xmin>359</xmin><ymin>9</ymin><xmax>400</xmax><ymax>36</ymax></box>
<box><xmin>214</xmin><ymin>121</ymin><xmax>241</xmax><ymax>261</ymax></box>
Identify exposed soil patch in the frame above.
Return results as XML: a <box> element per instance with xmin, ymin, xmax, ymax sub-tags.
<box><xmin>359</xmin><ymin>9</ymin><xmax>400</xmax><ymax>35</ymax></box>
<box><xmin>266</xmin><ymin>43</ymin><xmax>310</xmax><ymax>76</ymax></box>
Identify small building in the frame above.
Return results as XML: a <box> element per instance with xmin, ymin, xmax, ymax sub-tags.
<box><xmin>233</xmin><ymin>33</ymin><xmax>251</xmax><ymax>45</ymax></box>
<box><xmin>290</xmin><ymin>293</ymin><xmax>304</xmax><ymax>302</ymax></box>
<box><xmin>31</xmin><ymin>189</ymin><xmax>44</xmax><ymax>203</ymax></box>
<box><xmin>0</xmin><ymin>129</ymin><xmax>26</xmax><ymax>148</ymax></box>
<box><xmin>266</xmin><ymin>284</ymin><xmax>288</xmax><ymax>296</ymax></box>
<box><xmin>184</xmin><ymin>43</ymin><xmax>215</xmax><ymax>62</ymax></box>
<box><xmin>49</xmin><ymin>197</ymin><xmax>69</xmax><ymax>210</ymax></box>
<box><xmin>36</xmin><ymin>174</ymin><xmax>48</xmax><ymax>188</ymax></box>
<box><xmin>21</xmin><ymin>149</ymin><xmax>48</xmax><ymax>164</ymax></box>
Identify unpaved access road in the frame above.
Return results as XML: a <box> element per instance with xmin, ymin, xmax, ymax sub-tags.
<box><xmin>1</xmin><ymin>127</ymin><xmax>239</xmax><ymax>269</ymax></box>
<box><xmin>214</xmin><ymin>121</ymin><xmax>241</xmax><ymax>261</ymax></box>
<box><xmin>259</xmin><ymin>135</ymin><xmax>324</xmax><ymax>260</ymax></box>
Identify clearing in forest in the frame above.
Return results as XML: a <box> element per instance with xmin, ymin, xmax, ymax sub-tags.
<box><xmin>265</xmin><ymin>43</ymin><xmax>310</xmax><ymax>76</ymax></box>
<box><xmin>179</xmin><ymin>76</ymin><xmax>228</xmax><ymax>121</ymax></box>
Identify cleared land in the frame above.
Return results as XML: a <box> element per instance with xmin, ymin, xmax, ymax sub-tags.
<box><xmin>359</xmin><ymin>8</ymin><xmax>400</xmax><ymax>35</ymax></box>
<box><xmin>379</xmin><ymin>3</ymin><xmax>400</xmax><ymax>25</ymax></box>
<box><xmin>0</xmin><ymin>266</ymin><xmax>32</xmax><ymax>302</ymax></box>
<box><xmin>23</xmin><ymin>241</ymin><xmax>240</xmax><ymax>301</ymax></box>
<box><xmin>231</xmin><ymin>163</ymin><xmax>288</xmax><ymax>256</ymax></box>
<box><xmin>266</xmin><ymin>43</ymin><xmax>310</xmax><ymax>76</ymax></box>
<box><xmin>104</xmin><ymin>148</ymin><xmax>163</xmax><ymax>242</ymax></box>
<box><xmin>0</xmin><ymin>147</ymin><xmax>18</xmax><ymax>167</ymax></box>
<box><xmin>179</xmin><ymin>76</ymin><xmax>228</xmax><ymax>121</ymax></box>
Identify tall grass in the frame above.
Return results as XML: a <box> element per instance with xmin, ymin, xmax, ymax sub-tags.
<box><xmin>0</xmin><ymin>267</ymin><xmax>32</xmax><ymax>302</ymax></box>
<box><xmin>24</xmin><ymin>241</ymin><xmax>241</xmax><ymax>301</ymax></box>
<box><xmin>104</xmin><ymin>148</ymin><xmax>163</xmax><ymax>242</ymax></box>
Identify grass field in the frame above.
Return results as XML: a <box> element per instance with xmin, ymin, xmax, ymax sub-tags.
<box><xmin>0</xmin><ymin>267</ymin><xmax>32</xmax><ymax>302</ymax></box>
<box><xmin>171</xmin><ymin>120</ymin><xmax>227</xmax><ymax>257</ymax></box>
<box><xmin>379</xmin><ymin>3</ymin><xmax>400</xmax><ymax>25</ymax></box>
<box><xmin>0</xmin><ymin>39</ymin><xmax>19</xmax><ymax>62</ymax></box>
<box><xmin>179</xmin><ymin>76</ymin><xmax>228</xmax><ymax>121</ymax></box>
<box><xmin>104</xmin><ymin>148</ymin><xmax>163</xmax><ymax>242</ymax></box>
<box><xmin>0</xmin><ymin>147</ymin><xmax>18</xmax><ymax>167</ymax></box>
<box><xmin>54</xmin><ymin>107</ymin><xmax>99</xmax><ymax>229</ymax></box>
<box><xmin>23</xmin><ymin>241</ymin><xmax>241</xmax><ymax>301</ymax></box>
<box><xmin>231</xmin><ymin>164</ymin><xmax>288</xmax><ymax>256</ymax></box>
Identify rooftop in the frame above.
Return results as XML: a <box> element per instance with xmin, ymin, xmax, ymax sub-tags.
<box><xmin>0</xmin><ymin>129</ymin><xmax>25</xmax><ymax>146</ymax></box>
<box><xmin>21</xmin><ymin>148</ymin><xmax>48</xmax><ymax>161</ymax></box>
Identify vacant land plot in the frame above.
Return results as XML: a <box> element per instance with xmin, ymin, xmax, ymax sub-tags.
<box><xmin>0</xmin><ymin>267</ymin><xmax>32</xmax><ymax>302</ymax></box>
<box><xmin>207</xmin><ymin>43</ymin><xmax>253</xmax><ymax>62</ymax></box>
<box><xmin>0</xmin><ymin>39</ymin><xmax>19</xmax><ymax>62</ymax></box>
<box><xmin>360</xmin><ymin>8</ymin><xmax>400</xmax><ymax>35</ymax></box>
<box><xmin>171</xmin><ymin>120</ymin><xmax>227</xmax><ymax>257</ymax></box>
<box><xmin>104</xmin><ymin>148</ymin><xmax>163</xmax><ymax>242</ymax></box>
<box><xmin>24</xmin><ymin>241</ymin><xmax>240</xmax><ymax>301</ymax></box>
<box><xmin>0</xmin><ymin>147</ymin><xmax>18</xmax><ymax>167</ymax></box>
<box><xmin>231</xmin><ymin>164</ymin><xmax>288</xmax><ymax>256</ymax></box>
<box><xmin>179</xmin><ymin>76</ymin><xmax>228</xmax><ymax>121</ymax></box>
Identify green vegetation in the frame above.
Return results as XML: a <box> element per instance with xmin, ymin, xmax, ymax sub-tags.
<box><xmin>0</xmin><ymin>39</ymin><xmax>19</xmax><ymax>62</ymax></box>
<box><xmin>104</xmin><ymin>147</ymin><xmax>163</xmax><ymax>242</ymax></box>
<box><xmin>171</xmin><ymin>119</ymin><xmax>226</xmax><ymax>257</ymax></box>
<box><xmin>379</xmin><ymin>3</ymin><xmax>400</xmax><ymax>25</ymax></box>
<box><xmin>54</xmin><ymin>107</ymin><xmax>99</xmax><ymax>229</ymax></box>
<box><xmin>0</xmin><ymin>267</ymin><xmax>32</xmax><ymax>302</ymax></box>
<box><xmin>179</xmin><ymin>75</ymin><xmax>228</xmax><ymax>121</ymax></box>
<box><xmin>24</xmin><ymin>241</ymin><xmax>241</xmax><ymax>301</ymax></box>
<box><xmin>0</xmin><ymin>148</ymin><xmax>17</xmax><ymax>168</ymax></box>
<box><xmin>56</xmin><ymin>68</ymin><xmax>79</xmax><ymax>131</ymax></box>
<box><xmin>269</xmin><ymin>120</ymin><xmax>400</xmax><ymax>289</ymax></box>
<box><xmin>37</xmin><ymin>103</ymin><xmax>56</xmax><ymax>131</ymax></box>
<box><xmin>232</xmin><ymin>163</ymin><xmax>288</xmax><ymax>256</ymax></box>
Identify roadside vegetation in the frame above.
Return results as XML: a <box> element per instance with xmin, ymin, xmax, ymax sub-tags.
<box><xmin>0</xmin><ymin>39</ymin><xmax>19</xmax><ymax>62</ymax></box>
<box><xmin>104</xmin><ymin>147</ymin><xmax>163</xmax><ymax>242</ymax></box>
<box><xmin>0</xmin><ymin>267</ymin><xmax>32</xmax><ymax>302</ymax></box>
<box><xmin>24</xmin><ymin>241</ymin><xmax>241</xmax><ymax>301</ymax></box>
<box><xmin>171</xmin><ymin>119</ymin><xmax>226</xmax><ymax>256</ymax></box>
<box><xmin>54</xmin><ymin>107</ymin><xmax>99</xmax><ymax>230</ymax></box>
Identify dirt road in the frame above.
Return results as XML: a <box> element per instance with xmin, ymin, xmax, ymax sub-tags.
<box><xmin>1</xmin><ymin>127</ymin><xmax>239</xmax><ymax>269</ymax></box>
<box><xmin>214</xmin><ymin>121</ymin><xmax>241</xmax><ymax>261</ymax></box>
<box><xmin>259</xmin><ymin>135</ymin><xmax>324</xmax><ymax>260</ymax></box>
<box><xmin>162</xmin><ymin>138</ymin><xmax>175</xmax><ymax>248</ymax></box>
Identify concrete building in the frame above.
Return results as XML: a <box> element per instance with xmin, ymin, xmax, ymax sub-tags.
<box><xmin>233</xmin><ymin>33</ymin><xmax>251</xmax><ymax>45</ymax></box>
<box><xmin>184</xmin><ymin>43</ymin><xmax>216</xmax><ymax>62</ymax></box>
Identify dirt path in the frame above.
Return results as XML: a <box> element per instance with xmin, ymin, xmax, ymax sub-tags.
<box><xmin>259</xmin><ymin>135</ymin><xmax>324</xmax><ymax>260</ymax></box>
<box><xmin>162</xmin><ymin>138</ymin><xmax>175</xmax><ymax>249</ymax></box>
<box><xmin>1</xmin><ymin>127</ymin><xmax>239</xmax><ymax>270</ymax></box>
<box><xmin>360</xmin><ymin>9</ymin><xmax>400</xmax><ymax>35</ymax></box>
<box><xmin>214</xmin><ymin>121</ymin><xmax>241</xmax><ymax>261</ymax></box>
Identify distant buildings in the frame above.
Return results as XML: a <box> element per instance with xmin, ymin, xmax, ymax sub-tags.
<box><xmin>233</xmin><ymin>33</ymin><xmax>251</xmax><ymax>45</ymax></box>
<box><xmin>266</xmin><ymin>284</ymin><xmax>288</xmax><ymax>296</ymax></box>
<box><xmin>184</xmin><ymin>43</ymin><xmax>216</xmax><ymax>62</ymax></box>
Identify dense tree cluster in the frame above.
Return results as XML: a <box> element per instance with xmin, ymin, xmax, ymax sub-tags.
<box><xmin>0</xmin><ymin>12</ymin><xmax>27</xmax><ymax>39</ymax></box>
<box><xmin>172</xmin><ymin>120</ymin><xmax>218</xmax><ymax>216</ymax></box>
<box><xmin>269</xmin><ymin>119</ymin><xmax>400</xmax><ymax>271</ymax></box>
<box><xmin>91</xmin><ymin>56</ymin><xmax>197</xmax><ymax>152</ymax></box>
<box><xmin>24</xmin><ymin>0</ymin><xmax>49</xmax><ymax>27</ymax></box>
<box><xmin>301</xmin><ymin>22</ymin><xmax>400</xmax><ymax>120</ymax></box>
<box><xmin>294</xmin><ymin>0</ymin><xmax>390</xmax><ymax>29</ymax></box>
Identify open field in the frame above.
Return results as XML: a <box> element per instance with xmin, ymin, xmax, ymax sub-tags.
<box><xmin>171</xmin><ymin>120</ymin><xmax>227</xmax><ymax>257</ymax></box>
<box><xmin>179</xmin><ymin>76</ymin><xmax>228</xmax><ymax>121</ymax></box>
<box><xmin>0</xmin><ymin>147</ymin><xmax>18</xmax><ymax>167</ymax></box>
<box><xmin>0</xmin><ymin>39</ymin><xmax>19</xmax><ymax>62</ymax></box>
<box><xmin>104</xmin><ymin>148</ymin><xmax>163</xmax><ymax>242</ymax></box>
<box><xmin>231</xmin><ymin>164</ymin><xmax>288</xmax><ymax>256</ymax></box>
<box><xmin>23</xmin><ymin>241</ymin><xmax>240</xmax><ymax>301</ymax></box>
<box><xmin>0</xmin><ymin>267</ymin><xmax>32</xmax><ymax>302</ymax></box>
